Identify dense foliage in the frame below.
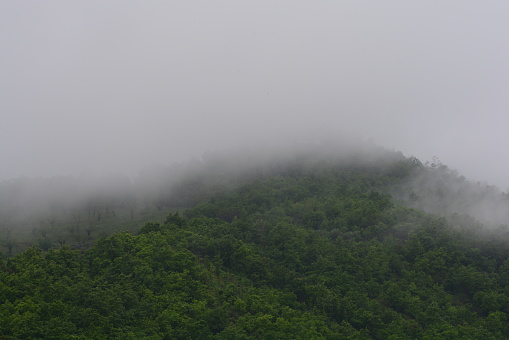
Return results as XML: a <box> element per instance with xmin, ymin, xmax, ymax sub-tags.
<box><xmin>2</xmin><ymin>146</ymin><xmax>509</xmax><ymax>338</ymax></box>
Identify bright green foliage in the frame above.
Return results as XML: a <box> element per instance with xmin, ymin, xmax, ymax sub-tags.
<box><xmin>2</xmin><ymin>154</ymin><xmax>509</xmax><ymax>339</ymax></box>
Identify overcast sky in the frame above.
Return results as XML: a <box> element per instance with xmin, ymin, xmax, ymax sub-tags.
<box><xmin>1</xmin><ymin>1</ymin><xmax>508</xmax><ymax>188</ymax></box>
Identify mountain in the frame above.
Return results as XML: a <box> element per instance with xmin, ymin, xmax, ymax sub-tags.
<box><xmin>1</xmin><ymin>141</ymin><xmax>509</xmax><ymax>338</ymax></box>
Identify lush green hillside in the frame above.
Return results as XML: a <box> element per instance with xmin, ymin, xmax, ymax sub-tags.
<box><xmin>2</xmin><ymin>144</ymin><xmax>509</xmax><ymax>339</ymax></box>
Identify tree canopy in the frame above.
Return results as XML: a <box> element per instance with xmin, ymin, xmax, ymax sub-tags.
<box><xmin>2</xmin><ymin>144</ymin><xmax>509</xmax><ymax>338</ymax></box>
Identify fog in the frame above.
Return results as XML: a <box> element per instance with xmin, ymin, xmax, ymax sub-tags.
<box><xmin>1</xmin><ymin>1</ymin><xmax>508</xmax><ymax>188</ymax></box>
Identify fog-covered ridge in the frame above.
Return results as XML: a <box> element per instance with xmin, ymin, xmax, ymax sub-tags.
<box><xmin>2</xmin><ymin>139</ymin><xmax>509</xmax><ymax>256</ymax></box>
<box><xmin>393</xmin><ymin>160</ymin><xmax>509</xmax><ymax>227</ymax></box>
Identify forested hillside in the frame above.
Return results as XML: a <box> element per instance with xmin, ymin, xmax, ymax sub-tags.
<box><xmin>2</xmin><ymin>142</ymin><xmax>509</xmax><ymax>338</ymax></box>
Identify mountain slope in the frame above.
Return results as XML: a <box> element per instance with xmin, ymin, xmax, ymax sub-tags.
<box><xmin>2</xmin><ymin>144</ymin><xmax>509</xmax><ymax>338</ymax></box>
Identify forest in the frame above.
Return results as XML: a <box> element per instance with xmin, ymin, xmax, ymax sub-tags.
<box><xmin>2</xmin><ymin>141</ymin><xmax>509</xmax><ymax>339</ymax></box>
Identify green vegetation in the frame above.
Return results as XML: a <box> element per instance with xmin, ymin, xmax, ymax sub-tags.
<box><xmin>1</xmin><ymin>144</ymin><xmax>509</xmax><ymax>338</ymax></box>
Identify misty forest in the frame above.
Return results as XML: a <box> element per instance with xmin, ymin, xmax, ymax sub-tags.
<box><xmin>2</xmin><ymin>0</ymin><xmax>509</xmax><ymax>338</ymax></box>
<box><xmin>2</xmin><ymin>141</ymin><xmax>509</xmax><ymax>339</ymax></box>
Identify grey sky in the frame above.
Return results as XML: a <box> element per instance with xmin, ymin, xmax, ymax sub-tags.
<box><xmin>1</xmin><ymin>1</ymin><xmax>508</xmax><ymax>188</ymax></box>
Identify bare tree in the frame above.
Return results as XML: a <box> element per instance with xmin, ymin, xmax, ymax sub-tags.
<box><xmin>85</xmin><ymin>214</ymin><xmax>98</xmax><ymax>242</ymax></box>
<box><xmin>55</xmin><ymin>228</ymin><xmax>68</xmax><ymax>247</ymax></box>
<box><xmin>37</xmin><ymin>227</ymin><xmax>52</xmax><ymax>251</ymax></box>
<box><xmin>3</xmin><ymin>226</ymin><xmax>16</xmax><ymax>256</ymax></box>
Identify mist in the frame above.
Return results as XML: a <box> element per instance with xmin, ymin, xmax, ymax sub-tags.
<box><xmin>1</xmin><ymin>1</ymin><xmax>509</xmax><ymax>188</ymax></box>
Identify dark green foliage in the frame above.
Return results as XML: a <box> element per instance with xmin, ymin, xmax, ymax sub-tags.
<box><xmin>165</xmin><ymin>211</ymin><xmax>186</xmax><ymax>227</ymax></box>
<box><xmin>2</xmin><ymin>149</ymin><xmax>509</xmax><ymax>338</ymax></box>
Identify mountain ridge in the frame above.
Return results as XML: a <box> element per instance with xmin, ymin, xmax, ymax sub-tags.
<box><xmin>2</xmin><ymin>142</ymin><xmax>509</xmax><ymax>338</ymax></box>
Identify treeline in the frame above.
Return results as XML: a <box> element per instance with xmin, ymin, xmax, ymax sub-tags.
<box><xmin>2</xmin><ymin>149</ymin><xmax>509</xmax><ymax>338</ymax></box>
<box><xmin>0</xmin><ymin>164</ymin><xmax>196</xmax><ymax>255</ymax></box>
<box><xmin>392</xmin><ymin>159</ymin><xmax>509</xmax><ymax>226</ymax></box>
<box><xmin>0</xmin><ymin>140</ymin><xmax>403</xmax><ymax>254</ymax></box>
<box><xmin>2</xmin><ymin>140</ymin><xmax>509</xmax><ymax>256</ymax></box>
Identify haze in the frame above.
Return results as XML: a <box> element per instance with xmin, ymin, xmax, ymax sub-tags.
<box><xmin>1</xmin><ymin>1</ymin><xmax>508</xmax><ymax>188</ymax></box>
